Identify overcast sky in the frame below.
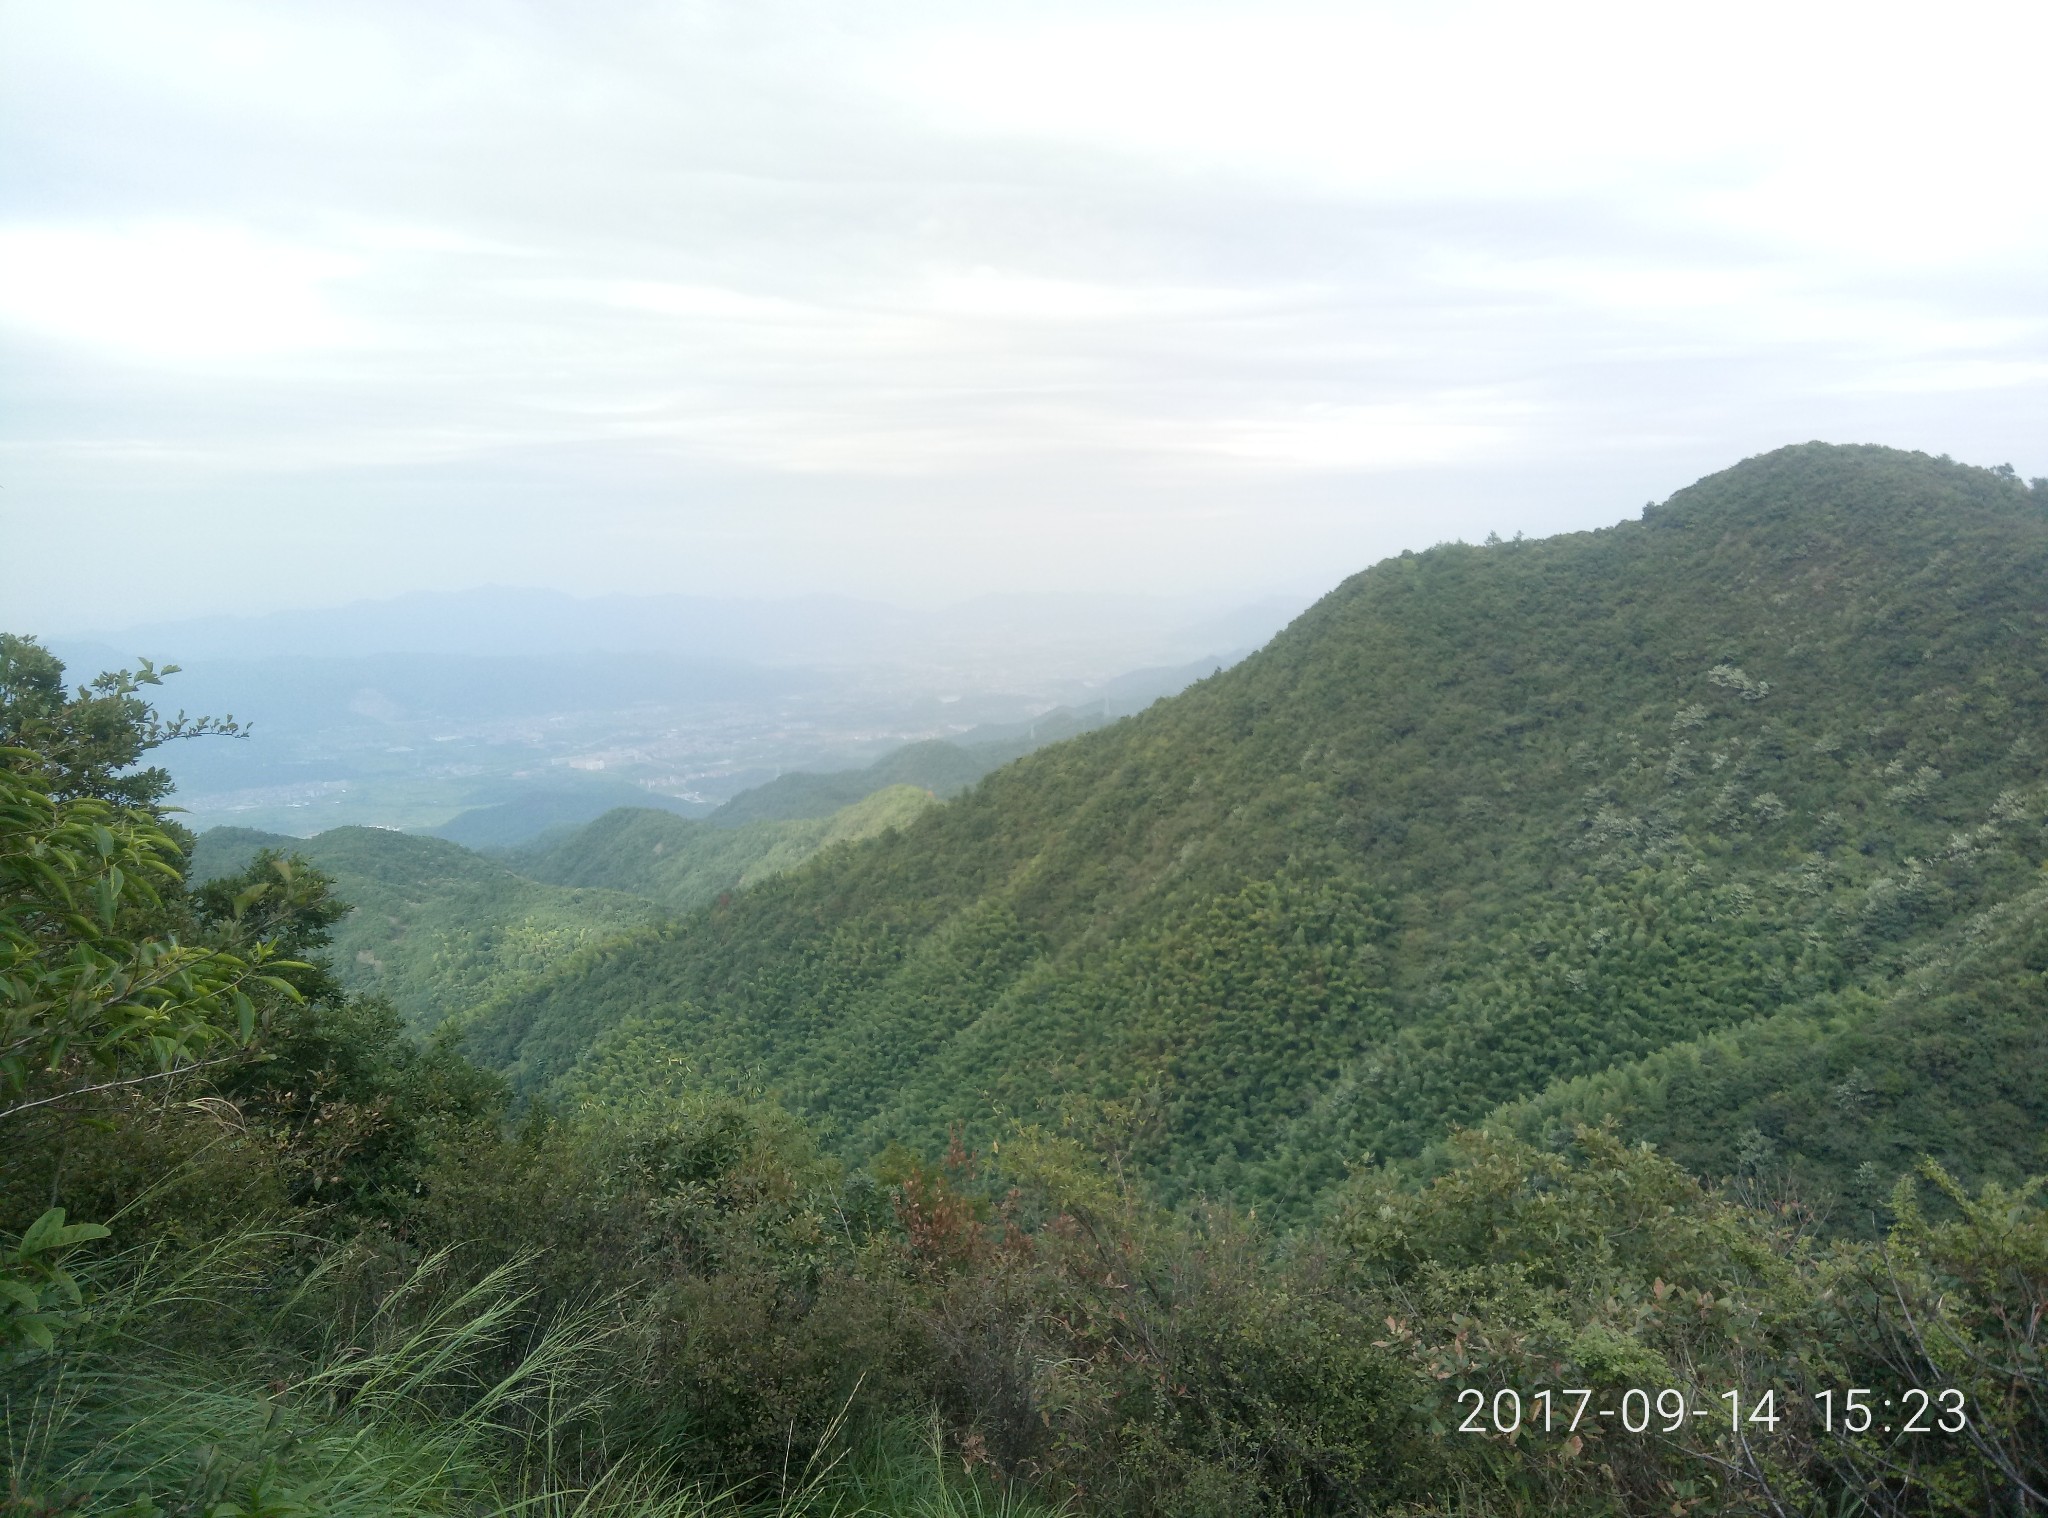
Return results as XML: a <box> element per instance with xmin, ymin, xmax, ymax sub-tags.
<box><xmin>4</xmin><ymin>0</ymin><xmax>2044</xmax><ymax>632</ymax></box>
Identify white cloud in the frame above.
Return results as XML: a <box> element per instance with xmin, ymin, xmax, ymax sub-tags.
<box><xmin>1834</xmin><ymin>359</ymin><xmax>2048</xmax><ymax>395</ymax></box>
<box><xmin>0</xmin><ymin>224</ymin><xmax>361</xmax><ymax>360</ymax></box>
<box><xmin>922</xmin><ymin>269</ymin><xmax>1274</xmax><ymax>323</ymax></box>
<box><xmin>1</xmin><ymin>0</ymin><xmax>2044</xmax><ymax>625</ymax></box>
<box><xmin>880</xmin><ymin>1</ymin><xmax>2048</xmax><ymax>260</ymax></box>
<box><xmin>1196</xmin><ymin>400</ymin><xmax>1530</xmax><ymax>471</ymax></box>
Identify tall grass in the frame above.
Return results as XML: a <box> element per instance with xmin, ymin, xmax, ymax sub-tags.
<box><xmin>3</xmin><ymin>1232</ymin><xmax>602</xmax><ymax>1514</ymax></box>
<box><xmin>1</xmin><ymin>1231</ymin><xmax>1065</xmax><ymax>1518</ymax></box>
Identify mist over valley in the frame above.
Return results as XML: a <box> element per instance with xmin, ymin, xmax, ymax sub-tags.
<box><xmin>51</xmin><ymin>587</ymin><xmax>1299</xmax><ymax>840</ymax></box>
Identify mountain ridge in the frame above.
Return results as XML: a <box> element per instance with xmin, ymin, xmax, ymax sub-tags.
<box><xmin>460</xmin><ymin>443</ymin><xmax>2048</xmax><ymax>1214</ymax></box>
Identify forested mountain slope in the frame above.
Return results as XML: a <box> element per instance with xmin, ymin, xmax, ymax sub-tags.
<box><xmin>704</xmin><ymin>712</ymin><xmax>1105</xmax><ymax>825</ymax></box>
<box><xmin>1488</xmin><ymin>866</ymin><xmax>2048</xmax><ymax>1220</ymax></box>
<box><xmin>189</xmin><ymin>825</ymin><xmax>665</xmax><ymax>1031</ymax></box>
<box><xmin>506</xmin><ymin>784</ymin><xmax>937</xmax><ymax>910</ymax></box>
<box><xmin>464</xmin><ymin>445</ymin><xmax>2048</xmax><ymax>1213</ymax></box>
<box><xmin>190</xmin><ymin>786</ymin><xmax>940</xmax><ymax>1028</ymax></box>
<box><xmin>428</xmin><ymin>779</ymin><xmax>706</xmax><ymax>850</ymax></box>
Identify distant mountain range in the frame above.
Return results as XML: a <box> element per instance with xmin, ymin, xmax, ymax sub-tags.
<box><xmin>58</xmin><ymin>587</ymin><xmax>1306</xmax><ymax>677</ymax></box>
<box><xmin>44</xmin><ymin>592</ymin><xmax>1292</xmax><ymax>841</ymax></box>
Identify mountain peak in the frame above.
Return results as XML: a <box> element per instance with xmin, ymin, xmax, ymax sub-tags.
<box><xmin>463</xmin><ymin>444</ymin><xmax>2048</xmax><ymax>1216</ymax></box>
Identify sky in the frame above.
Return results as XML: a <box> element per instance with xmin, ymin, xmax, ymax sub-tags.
<box><xmin>4</xmin><ymin>0</ymin><xmax>2045</xmax><ymax>632</ymax></box>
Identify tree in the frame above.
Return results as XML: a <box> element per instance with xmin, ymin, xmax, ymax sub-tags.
<box><xmin>0</xmin><ymin>632</ymin><xmax>242</xmax><ymax>808</ymax></box>
<box><xmin>0</xmin><ymin>758</ymin><xmax>300</xmax><ymax>1125</ymax></box>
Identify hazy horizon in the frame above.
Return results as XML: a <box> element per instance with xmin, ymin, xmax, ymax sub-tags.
<box><xmin>40</xmin><ymin>580</ymin><xmax>1307</xmax><ymax>645</ymax></box>
<box><xmin>27</xmin><ymin>578</ymin><xmax>1306</xmax><ymax>840</ymax></box>
<box><xmin>5</xmin><ymin>0</ymin><xmax>2045</xmax><ymax>630</ymax></box>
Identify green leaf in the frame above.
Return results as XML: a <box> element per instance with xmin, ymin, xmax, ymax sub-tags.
<box><xmin>17</xmin><ymin>1207</ymin><xmax>67</xmax><ymax>1255</ymax></box>
<box><xmin>44</xmin><ymin>1266</ymin><xmax>82</xmax><ymax>1306</ymax></box>
<box><xmin>0</xmin><ymin>1277</ymin><xmax>42</xmax><ymax>1312</ymax></box>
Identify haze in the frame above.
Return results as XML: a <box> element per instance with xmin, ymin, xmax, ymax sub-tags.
<box><xmin>4</xmin><ymin>0</ymin><xmax>2046</xmax><ymax>631</ymax></box>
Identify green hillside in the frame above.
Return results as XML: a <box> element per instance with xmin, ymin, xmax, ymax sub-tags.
<box><xmin>706</xmin><ymin>712</ymin><xmax>1105</xmax><ymax>825</ymax></box>
<box><xmin>465</xmin><ymin>445</ymin><xmax>2048</xmax><ymax>1214</ymax></box>
<box><xmin>429</xmin><ymin>779</ymin><xmax>708</xmax><ymax>850</ymax></box>
<box><xmin>187</xmin><ymin>785</ymin><xmax>939</xmax><ymax>1031</ymax></box>
<box><xmin>188</xmin><ymin>825</ymin><xmax>666</xmax><ymax>1031</ymax></box>
<box><xmin>1487</xmin><ymin>868</ymin><xmax>2048</xmax><ymax>1221</ymax></box>
<box><xmin>506</xmin><ymin>784</ymin><xmax>938</xmax><ymax>911</ymax></box>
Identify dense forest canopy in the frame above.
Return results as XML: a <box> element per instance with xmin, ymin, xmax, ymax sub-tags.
<box><xmin>3</xmin><ymin>443</ymin><xmax>2044</xmax><ymax>1515</ymax></box>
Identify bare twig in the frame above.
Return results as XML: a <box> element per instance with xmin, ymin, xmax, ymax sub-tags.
<box><xmin>0</xmin><ymin>1050</ymin><xmax>252</xmax><ymax>1122</ymax></box>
